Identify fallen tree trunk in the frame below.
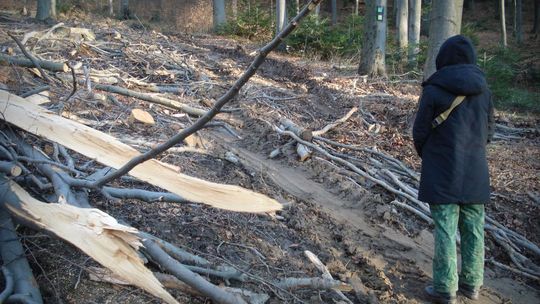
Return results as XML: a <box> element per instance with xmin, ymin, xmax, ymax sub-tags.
<box><xmin>0</xmin><ymin>178</ymin><xmax>179</xmax><ymax>304</ymax></box>
<box><xmin>0</xmin><ymin>90</ymin><xmax>281</xmax><ymax>213</ymax></box>
<box><xmin>0</xmin><ymin>54</ymin><xmax>68</xmax><ymax>72</ymax></box>
<box><xmin>93</xmin><ymin>84</ymin><xmax>207</xmax><ymax>117</ymax></box>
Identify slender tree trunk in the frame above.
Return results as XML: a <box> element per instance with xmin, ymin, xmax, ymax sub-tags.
<box><xmin>35</xmin><ymin>0</ymin><xmax>51</xmax><ymax>20</ymax></box>
<box><xmin>213</xmin><ymin>0</ymin><xmax>226</xmax><ymax>31</ymax></box>
<box><xmin>515</xmin><ymin>0</ymin><xmax>523</xmax><ymax>43</ymax></box>
<box><xmin>232</xmin><ymin>0</ymin><xmax>238</xmax><ymax>20</ymax></box>
<box><xmin>358</xmin><ymin>0</ymin><xmax>388</xmax><ymax>77</ymax></box>
<box><xmin>408</xmin><ymin>0</ymin><xmax>421</xmax><ymax>66</ymax></box>
<box><xmin>500</xmin><ymin>0</ymin><xmax>508</xmax><ymax>47</ymax></box>
<box><xmin>50</xmin><ymin>0</ymin><xmax>56</xmax><ymax>18</ymax></box>
<box><xmin>331</xmin><ymin>0</ymin><xmax>338</xmax><ymax>26</ymax></box>
<box><xmin>423</xmin><ymin>0</ymin><xmax>462</xmax><ymax>79</ymax></box>
<box><xmin>276</xmin><ymin>0</ymin><xmax>287</xmax><ymax>50</ymax></box>
<box><xmin>533</xmin><ymin>0</ymin><xmax>540</xmax><ymax>34</ymax></box>
<box><xmin>396</xmin><ymin>0</ymin><xmax>408</xmax><ymax>53</ymax></box>
<box><xmin>355</xmin><ymin>0</ymin><xmax>360</xmax><ymax>15</ymax></box>
<box><xmin>109</xmin><ymin>0</ymin><xmax>114</xmax><ymax>16</ymax></box>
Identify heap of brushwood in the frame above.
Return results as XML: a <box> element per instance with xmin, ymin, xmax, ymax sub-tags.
<box><xmin>0</xmin><ymin>2</ymin><xmax>363</xmax><ymax>304</ymax></box>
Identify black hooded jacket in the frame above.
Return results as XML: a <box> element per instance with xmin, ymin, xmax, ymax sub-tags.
<box><xmin>413</xmin><ymin>35</ymin><xmax>494</xmax><ymax>205</ymax></box>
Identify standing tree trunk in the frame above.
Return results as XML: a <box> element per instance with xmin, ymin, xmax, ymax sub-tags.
<box><xmin>358</xmin><ymin>0</ymin><xmax>388</xmax><ymax>77</ymax></box>
<box><xmin>276</xmin><ymin>0</ymin><xmax>287</xmax><ymax>34</ymax></box>
<box><xmin>109</xmin><ymin>0</ymin><xmax>114</xmax><ymax>16</ymax></box>
<box><xmin>331</xmin><ymin>0</ymin><xmax>338</xmax><ymax>26</ymax></box>
<box><xmin>296</xmin><ymin>0</ymin><xmax>301</xmax><ymax>14</ymax></box>
<box><xmin>396</xmin><ymin>0</ymin><xmax>408</xmax><ymax>58</ymax></box>
<box><xmin>121</xmin><ymin>0</ymin><xmax>130</xmax><ymax>19</ymax></box>
<box><xmin>213</xmin><ymin>0</ymin><xmax>226</xmax><ymax>31</ymax></box>
<box><xmin>500</xmin><ymin>0</ymin><xmax>508</xmax><ymax>47</ymax></box>
<box><xmin>231</xmin><ymin>0</ymin><xmax>238</xmax><ymax>20</ymax></box>
<box><xmin>515</xmin><ymin>0</ymin><xmax>523</xmax><ymax>43</ymax></box>
<box><xmin>533</xmin><ymin>0</ymin><xmax>540</xmax><ymax>34</ymax></box>
<box><xmin>355</xmin><ymin>0</ymin><xmax>360</xmax><ymax>15</ymax></box>
<box><xmin>455</xmin><ymin>0</ymin><xmax>464</xmax><ymax>33</ymax></box>
<box><xmin>408</xmin><ymin>0</ymin><xmax>421</xmax><ymax>66</ymax></box>
<box><xmin>423</xmin><ymin>0</ymin><xmax>463</xmax><ymax>80</ymax></box>
<box><xmin>50</xmin><ymin>0</ymin><xmax>56</xmax><ymax>18</ymax></box>
<box><xmin>35</xmin><ymin>0</ymin><xmax>51</xmax><ymax>20</ymax></box>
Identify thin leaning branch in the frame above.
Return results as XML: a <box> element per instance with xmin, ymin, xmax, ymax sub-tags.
<box><xmin>7</xmin><ymin>32</ymin><xmax>51</xmax><ymax>83</ymax></box>
<box><xmin>92</xmin><ymin>0</ymin><xmax>325</xmax><ymax>188</ymax></box>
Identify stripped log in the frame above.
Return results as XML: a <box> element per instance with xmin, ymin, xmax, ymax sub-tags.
<box><xmin>0</xmin><ymin>54</ymin><xmax>68</xmax><ymax>72</ymax></box>
<box><xmin>0</xmin><ymin>90</ymin><xmax>282</xmax><ymax>213</ymax></box>
<box><xmin>93</xmin><ymin>84</ymin><xmax>207</xmax><ymax>117</ymax></box>
<box><xmin>280</xmin><ymin>118</ymin><xmax>313</xmax><ymax>161</ymax></box>
<box><xmin>312</xmin><ymin>107</ymin><xmax>358</xmax><ymax>136</ymax></box>
<box><xmin>0</xmin><ymin>178</ymin><xmax>179</xmax><ymax>304</ymax></box>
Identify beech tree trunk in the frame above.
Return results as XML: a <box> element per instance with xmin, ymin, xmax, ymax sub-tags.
<box><xmin>231</xmin><ymin>0</ymin><xmax>238</xmax><ymax>20</ymax></box>
<box><xmin>533</xmin><ymin>0</ymin><xmax>540</xmax><ymax>34</ymax></box>
<box><xmin>355</xmin><ymin>0</ymin><xmax>360</xmax><ymax>15</ymax></box>
<box><xmin>35</xmin><ymin>0</ymin><xmax>51</xmax><ymax>20</ymax></box>
<box><xmin>396</xmin><ymin>0</ymin><xmax>408</xmax><ymax>53</ymax></box>
<box><xmin>213</xmin><ymin>0</ymin><xmax>226</xmax><ymax>30</ymax></box>
<box><xmin>515</xmin><ymin>0</ymin><xmax>523</xmax><ymax>44</ymax></box>
<box><xmin>358</xmin><ymin>0</ymin><xmax>388</xmax><ymax>77</ymax></box>
<box><xmin>331</xmin><ymin>0</ymin><xmax>338</xmax><ymax>26</ymax></box>
<box><xmin>109</xmin><ymin>0</ymin><xmax>114</xmax><ymax>16</ymax></box>
<box><xmin>50</xmin><ymin>0</ymin><xmax>56</xmax><ymax>18</ymax></box>
<box><xmin>408</xmin><ymin>0</ymin><xmax>421</xmax><ymax>66</ymax></box>
<box><xmin>455</xmin><ymin>0</ymin><xmax>464</xmax><ymax>34</ymax></box>
<box><xmin>501</xmin><ymin>0</ymin><xmax>508</xmax><ymax>47</ymax></box>
<box><xmin>423</xmin><ymin>0</ymin><xmax>463</xmax><ymax>80</ymax></box>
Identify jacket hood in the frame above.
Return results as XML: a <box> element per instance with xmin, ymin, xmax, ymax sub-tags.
<box><xmin>423</xmin><ymin>35</ymin><xmax>487</xmax><ymax>95</ymax></box>
<box><xmin>436</xmin><ymin>35</ymin><xmax>477</xmax><ymax>69</ymax></box>
<box><xmin>423</xmin><ymin>64</ymin><xmax>488</xmax><ymax>95</ymax></box>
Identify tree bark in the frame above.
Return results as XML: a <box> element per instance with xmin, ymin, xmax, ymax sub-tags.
<box><xmin>455</xmin><ymin>0</ymin><xmax>464</xmax><ymax>34</ymax></box>
<box><xmin>501</xmin><ymin>0</ymin><xmax>508</xmax><ymax>47</ymax></box>
<box><xmin>355</xmin><ymin>0</ymin><xmax>360</xmax><ymax>15</ymax></box>
<box><xmin>408</xmin><ymin>0</ymin><xmax>421</xmax><ymax>66</ymax></box>
<box><xmin>515</xmin><ymin>0</ymin><xmax>523</xmax><ymax>44</ymax></box>
<box><xmin>35</xmin><ymin>0</ymin><xmax>51</xmax><ymax>20</ymax></box>
<box><xmin>213</xmin><ymin>0</ymin><xmax>226</xmax><ymax>31</ymax></box>
<box><xmin>331</xmin><ymin>0</ymin><xmax>338</xmax><ymax>26</ymax></box>
<box><xmin>276</xmin><ymin>0</ymin><xmax>287</xmax><ymax>33</ymax></box>
<box><xmin>0</xmin><ymin>54</ymin><xmax>68</xmax><ymax>72</ymax></box>
<box><xmin>121</xmin><ymin>0</ymin><xmax>130</xmax><ymax>19</ymax></box>
<box><xmin>232</xmin><ymin>0</ymin><xmax>238</xmax><ymax>20</ymax></box>
<box><xmin>396</xmin><ymin>0</ymin><xmax>408</xmax><ymax>53</ymax></box>
<box><xmin>358</xmin><ymin>0</ymin><xmax>388</xmax><ymax>77</ymax></box>
<box><xmin>423</xmin><ymin>0</ymin><xmax>463</xmax><ymax>80</ymax></box>
<box><xmin>109</xmin><ymin>0</ymin><xmax>114</xmax><ymax>16</ymax></box>
<box><xmin>533</xmin><ymin>0</ymin><xmax>540</xmax><ymax>34</ymax></box>
<box><xmin>50</xmin><ymin>0</ymin><xmax>56</xmax><ymax>18</ymax></box>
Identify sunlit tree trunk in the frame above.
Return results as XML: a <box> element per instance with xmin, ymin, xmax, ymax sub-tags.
<box><xmin>359</xmin><ymin>0</ymin><xmax>388</xmax><ymax>77</ymax></box>
<box><xmin>423</xmin><ymin>0</ymin><xmax>463</xmax><ymax>79</ymax></box>
<box><xmin>36</xmin><ymin>0</ymin><xmax>51</xmax><ymax>20</ymax></box>
<box><xmin>408</xmin><ymin>0</ymin><xmax>421</xmax><ymax>66</ymax></box>
<box><xmin>213</xmin><ymin>0</ymin><xmax>226</xmax><ymax>31</ymax></box>
<box><xmin>396</xmin><ymin>0</ymin><xmax>408</xmax><ymax>54</ymax></box>
<box><xmin>500</xmin><ymin>0</ymin><xmax>508</xmax><ymax>47</ymax></box>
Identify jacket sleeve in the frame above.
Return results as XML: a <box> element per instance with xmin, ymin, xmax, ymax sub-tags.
<box><xmin>487</xmin><ymin>93</ymin><xmax>495</xmax><ymax>144</ymax></box>
<box><xmin>412</xmin><ymin>89</ymin><xmax>434</xmax><ymax>157</ymax></box>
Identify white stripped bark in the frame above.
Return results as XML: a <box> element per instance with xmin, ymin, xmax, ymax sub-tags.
<box><xmin>312</xmin><ymin>107</ymin><xmax>358</xmax><ymax>136</ymax></box>
<box><xmin>0</xmin><ymin>90</ymin><xmax>282</xmax><ymax>213</ymax></box>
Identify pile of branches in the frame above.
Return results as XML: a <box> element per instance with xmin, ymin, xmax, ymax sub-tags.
<box><xmin>274</xmin><ymin>110</ymin><xmax>540</xmax><ymax>282</ymax></box>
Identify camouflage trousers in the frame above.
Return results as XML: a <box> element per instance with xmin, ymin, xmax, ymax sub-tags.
<box><xmin>430</xmin><ymin>204</ymin><xmax>485</xmax><ymax>293</ymax></box>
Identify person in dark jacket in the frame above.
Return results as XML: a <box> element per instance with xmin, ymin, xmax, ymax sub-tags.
<box><xmin>413</xmin><ymin>35</ymin><xmax>494</xmax><ymax>304</ymax></box>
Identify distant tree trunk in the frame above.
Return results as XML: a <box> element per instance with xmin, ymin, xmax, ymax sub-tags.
<box><xmin>276</xmin><ymin>0</ymin><xmax>287</xmax><ymax>33</ymax></box>
<box><xmin>121</xmin><ymin>0</ymin><xmax>130</xmax><ymax>19</ymax></box>
<box><xmin>355</xmin><ymin>0</ymin><xmax>360</xmax><ymax>15</ymax></box>
<box><xmin>359</xmin><ymin>0</ymin><xmax>388</xmax><ymax>77</ymax></box>
<box><xmin>408</xmin><ymin>0</ymin><xmax>421</xmax><ymax>66</ymax></box>
<box><xmin>36</xmin><ymin>0</ymin><xmax>51</xmax><ymax>20</ymax></box>
<box><xmin>396</xmin><ymin>0</ymin><xmax>408</xmax><ymax>54</ymax></box>
<box><xmin>213</xmin><ymin>0</ymin><xmax>226</xmax><ymax>31</ymax></box>
<box><xmin>50</xmin><ymin>0</ymin><xmax>56</xmax><ymax>18</ymax></box>
<box><xmin>423</xmin><ymin>0</ymin><xmax>463</xmax><ymax>79</ymax></box>
<box><xmin>533</xmin><ymin>0</ymin><xmax>540</xmax><ymax>34</ymax></box>
<box><xmin>500</xmin><ymin>0</ymin><xmax>508</xmax><ymax>47</ymax></box>
<box><xmin>315</xmin><ymin>3</ymin><xmax>321</xmax><ymax>18</ymax></box>
<box><xmin>109</xmin><ymin>0</ymin><xmax>114</xmax><ymax>16</ymax></box>
<box><xmin>331</xmin><ymin>0</ymin><xmax>338</xmax><ymax>26</ymax></box>
<box><xmin>515</xmin><ymin>0</ymin><xmax>523</xmax><ymax>43</ymax></box>
<box><xmin>232</xmin><ymin>0</ymin><xmax>238</xmax><ymax>20</ymax></box>
<box><xmin>295</xmin><ymin>0</ymin><xmax>300</xmax><ymax>14</ymax></box>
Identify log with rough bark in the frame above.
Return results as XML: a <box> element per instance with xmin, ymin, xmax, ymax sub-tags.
<box><xmin>0</xmin><ymin>54</ymin><xmax>69</xmax><ymax>72</ymax></box>
<box><xmin>0</xmin><ymin>178</ymin><xmax>179</xmax><ymax>304</ymax></box>
<box><xmin>0</xmin><ymin>90</ymin><xmax>281</xmax><ymax>213</ymax></box>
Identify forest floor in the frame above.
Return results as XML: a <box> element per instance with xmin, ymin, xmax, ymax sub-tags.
<box><xmin>0</xmin><ymin>9</ymin><xmax>539</xmax><ymax>304</ymax></box>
